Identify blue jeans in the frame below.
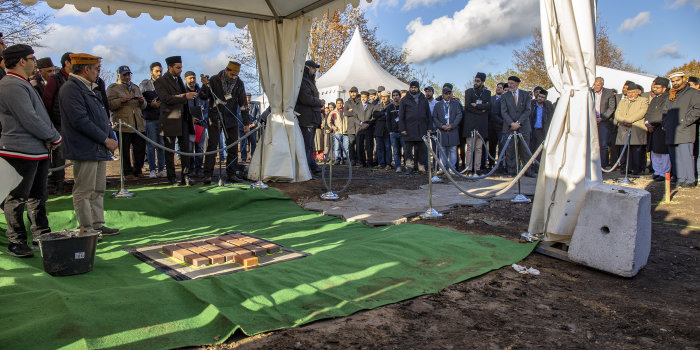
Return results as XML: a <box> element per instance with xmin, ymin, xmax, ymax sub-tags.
<box><xmin>334</xmin><ymin>134</ymin><xmax>349</xmax><ymax>161</ymax></box>
<box><xmin>145</xmin><ymin>119</ymin><xmax>165</xmax><ymax>172</ymax></box>
<box><xmin>390</xmin><ymin>132</ymin><xmax>405</xmax><ymax>168</ymax></box>
<box><xmin>443</xmin><ymin>145</ymin><xmax>457</xmax><ymax>168</ymax></box>
<box><xmin>375</xmin><ymin>135</ymin><xmax>392</xmax><ymax>166</ymax></box>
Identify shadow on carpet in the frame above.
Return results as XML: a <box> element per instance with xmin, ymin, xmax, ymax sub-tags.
<box><xmin>0</xmin><ymin>185</ymin><xmax>535</xmax><ymax>349</ymax></box>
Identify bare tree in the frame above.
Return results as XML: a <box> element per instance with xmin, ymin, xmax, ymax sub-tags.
<box><xmin>229</xmin><ymin>29</ymin><xmax>262</xmax><ymax>96</ymax></box>
<box><xmin>0</xmin><ymin>0</ymin><xmax>52</xmax><ymax>47</ymax></box>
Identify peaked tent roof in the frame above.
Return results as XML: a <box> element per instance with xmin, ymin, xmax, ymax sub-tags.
<box><xmin>316</xmin><ymin>28</ymin><xmax>408</xmax><ymax>92</ymax></box>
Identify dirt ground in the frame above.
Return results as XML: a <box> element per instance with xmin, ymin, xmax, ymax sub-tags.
<box><xmin>78</xmin><ymin>158</ymin><xmax>699</xmax><ymax>349</ymax></box>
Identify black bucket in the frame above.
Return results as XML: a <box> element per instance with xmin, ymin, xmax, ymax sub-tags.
<box><xmin>38</xmin><ymin>232</ymin><xmax>99</xmax><ymax>276</ymax></box>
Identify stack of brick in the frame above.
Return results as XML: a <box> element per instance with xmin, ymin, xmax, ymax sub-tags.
<box><xmin>162</xmin><ymin>234</ymin><xmax>282</xmax><ymax>267</ymax></box>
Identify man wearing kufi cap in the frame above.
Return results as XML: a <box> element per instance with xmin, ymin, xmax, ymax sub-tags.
<box><xmin>58</xmin><ymin>53</ymin><xmax>120</xmax><ymax>236</ymax></box>
<box><xmin>399</xmin><ymin>80</ymin><xmax>432</xmax><ymax>173</ymax></box>
<box><xmin>500</xmin><ymin>75</ymin><xmax>532</xmax><ymax>176</ymax></box>
<box><xmin>200</xmin><ymin>60</ymin><xmax>251</xmax><ymax>184</ymax></box>
<box><xmin>372</xmin><ymin>89</ymin><xmax>393</xmax><ymax>169</ymax></box>
<box><xmin>344</xmin><ymin>86</ymin><xmax>361</xmax><ymax>164</ymax></box>
<box><xmin>644</xmin><ymin>77</ymin><xmax>670</xmax><ymax>181</ymax></box>
<box><xmin>106</xmin><ymin>65</ymin><xmax>147</xmax><ymax>180</ymax></box>
<box><xmin>0</xmin><ymin>44</ymin><xmax>63</xmax><ymax>257</ymax></box>
<box><xmin>663</xmin><ymin>71</ymin><xmax>700</xmax><ymax>187</ymax></box>
<box><xmin>30</xmin><ymin>57</ymin><xmax>54</xmax><ymax>98</ymax></box>
<box><xmin>433</xmin><ymin>85</ymin><xmax>463</xmax><ymax>170</ymax></box>
<box><xmin>154</xmin><ymin>55</ymin><xmax>199</xmax><ymax>186</ymax></box>
<box><xmin>463</xmin><ymin>72</ymin><xmax>492</xmax><ymax>175</ymax></box>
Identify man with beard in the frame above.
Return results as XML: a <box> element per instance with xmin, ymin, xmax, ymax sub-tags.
<box><xmin>463</xmin><ymin>72</ymin><xmax>491</xmax><ymax>175</ymax></box>
<box><xmin>154</xmin><ymin>55</ymin><xmax>198</xmax><ymax>186</ymax></box>
<box><xmin>295</xmin><ymin>60</ymin><xmax>323</xmax><ymax>175</ymax></box>
<box><xmin>42</xmin><ymin>52</ymin><xmax>72</xmax><ymax>193</ymax></box>
<box><xmin>488</xmin><ymin>82</ymin><xmax>506</xmax><ymax>170</ymax></box>
<box><xmin>354</xmin><ymin>91</ymin><xmax>376</xmax><ymax>167</ymax></box>
<box><xmin>387</xmin><ymin>90</ymin><xmax>405</xmax><ymax>172</ymax></box>
<box><xmin>31</xmin><ymin>57</ymin><xmax>53</xmax><ymax>98</ymax></box>
<box><xmin>530</xmin><ymin>90</ymin><xmax>553</xmax><ymax>166</ymax></box>
<box><xmin>344</xmin><ymin>86</ymin><xmax>361</xmax><ymax>164</ymax></box>
<box><xmin>201</xmin><ymin>61</ymin><xmax>250</xmax><ymax>184</ymax></box>
<box><xmin>591</xmin><ymin>77</ymin><xmax>617</xmax><ymax>168</ymax></box>
<box><xmin>663</xmin><ymin>72</ymin><xmax>700</xmax><ymax>188</ymax></box>
<box><xmin>500</xmin><ymin>76</ymin><xmax>532</xmax><ymax>176</ymax></box>
<box><xmin>433</xmin><ymin>86</ymin><xmax>463</xmax><ymax>170</ymax></box>
<box><xmin>372</xmin><ymin>90</ymin><xmax>393</xmax><ymax>169</ymax></box>
<box><xmin>139</xmin><ymin>62</ymin><xmax>166</xmax><ymax>178</ymax></box>
<box><xmin>184</xmin><ymin>71</ymin><xmax>209</xmax><ymax>176</ymax></box>
<box><xmin>644</xmin><ymin>77</ymin><xmax>670</xmax><ymax>181</ymax></box>
<box><xmin>399</xmin><ymin>81</ymin><xmax>431</xmax><ymax>173</ymax></box>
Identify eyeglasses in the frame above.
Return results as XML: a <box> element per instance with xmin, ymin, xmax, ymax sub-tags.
<box><xmin>24</xmin><ymin>56</ymin><xmax>37</xmax><ymax>63</ymax></box>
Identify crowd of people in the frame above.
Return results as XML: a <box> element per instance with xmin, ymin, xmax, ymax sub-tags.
<box><xmin>0</xmin><ymin>34</ymin><xmax>698</xmax><ymax>258</ymax></box>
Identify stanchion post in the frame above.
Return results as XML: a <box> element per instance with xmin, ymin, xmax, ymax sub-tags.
<box><xmin>112</xmin><ymin>121</ymin><xmax>134</xmax><ymax>198</ymax></box>
<box><xmin>421</xmin><ymin>133</ymin><xmax>442</xmax><ymax>219</ymax></box>
<box><xmin>321</xmin><ymin>132</ymin><xmax>339</xmax><ymax>200</ymax></box>
<box><xmin>510</xmin><ymin>131</ymin><xmax>530</xmax><ymax>203</ymax></box>
<box><xmin>431</xmin><ymin>132</ymin><xmax>442</xmax><ymax>183</ymax></box>
<box><xmin>619</xmin><ymin>133</ymin><xmax>633</xmax><ymax>185</ymax></box>
<box><xmin>251</xmin><ymin>123</ymin><xmax>269</xmax><ymax>189</ymax></box>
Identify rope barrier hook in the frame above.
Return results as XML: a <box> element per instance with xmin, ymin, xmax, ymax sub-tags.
<box><xmin>112</xmin><ymin>121</ymin><xmax>135</xmax><ymax>198</ymax></box>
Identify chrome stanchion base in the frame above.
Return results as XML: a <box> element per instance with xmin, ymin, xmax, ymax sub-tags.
<box><xmin>111</xmin><ymin>188</ymin><xmax>135</xmax><ymax>198</ymax></box>
<box><xmin>250</xmin><ymin>180</ymin><xmax>269</xmax><ymax>189</ymax></box>
<box><xmin>520</xmin><ymin>232</ymin><xmax>542</xmax><ymax>242</ymax></box>
<box><xmin>618</xmin><ymin>177</ymin><xmax>633</xmax><ymax>185</ymax></box>
<box><xmin>320</xmin><ymin>191</ymin><xmax>339</xmax><ymax>200</ymax></box>
<box><xmin>510</xmin><ymin>193</ymin><xmax>531</xmax><ymax>203</ymax></box>
<box><xmin>430</xmin><ymin>175</ymin><xmax>442</xmax><ymax>183</ymax></box>
<box><xmin>420</xmin><ymin>208</ymin><xmax>442</xmax><ymax>219</ymax></box>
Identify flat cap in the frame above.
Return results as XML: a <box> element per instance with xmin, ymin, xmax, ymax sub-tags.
<box><xmin>69</xmin><ymin>53</ymin><xmax>101</xmax><ymax>65</ymax></box>
<box><xmin>2</xmin><ymin>44</ymin><xmax>34</xmax><ymax>61</ymax></box>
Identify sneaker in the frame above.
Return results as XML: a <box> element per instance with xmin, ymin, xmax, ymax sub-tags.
<box><xmin>149</xmin><ymin>170</ymin><xmax>157</xmax><ymax>178</ymax></box>
<box><xmin>158</xmin><ymin>170</ymin><xmax>167</xmax><ymax>178</ymax></box>
<box><xmin>7</xmin><ymin>242</ymin><xmax>34</xmax><ymax>258</ymax></box>
<box><xmin>396</xmin><ymin>166</ymin><xmax>402</xmax><ymax>173</ymax></box>
<box><xmin>95</xmin><ymin>225</ymin><xmax>120</xmax><ymax>236</ymax></box>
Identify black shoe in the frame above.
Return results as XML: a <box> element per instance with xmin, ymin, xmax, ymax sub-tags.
<box><xmin>168</xmin><ymin>177</ymin><xmax>177</xmax><ymax>185</ymax></box>
<box><xmin>476</xmin><ymin>169</ymin><xmax>489</xmax><ymax>175</ymax></box>
<box><xmin>179</xmin><ymin>175</ymin><xmax>194</xmax><ymax>186</ymax></box>
<box><xmin>678</xmin><ymin>182</ymin><xmax>696</xmax><ymax>188</ymax></box>
<box><xmin>653</xmin><ymin>175</ymin><xmax>664</xmax><ymax>182</ymax></box>
<box><xmin>7</xmin><ymin>242</ymin><xmax>34</xmax><ymax>258</ymax></box>
<box><xmin>312</xmin><ymin>168</ymin><xmax>322</xmax><ymax>175</ymax></box>
<box><xmin>95</xmin><ymin>225</ymin><xmax>120</xmax><ymax>236</ymax></box>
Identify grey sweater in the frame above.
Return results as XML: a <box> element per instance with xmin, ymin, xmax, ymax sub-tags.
<box><xmin>0</xmin><ymin>73</ymin><xmax>62</xmax><ymax>159</ymax></box>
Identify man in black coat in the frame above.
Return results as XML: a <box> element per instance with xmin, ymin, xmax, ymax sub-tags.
<box><xmin>529</xmin><ymin>90</ymin><xmax>553</xmax><ymax>160</ymax></box>
<box><xmin>592</xmin><ymin>77</ymin><xmax>617</xmax><ymax>168</ymax></box>
<box><xmin>354</xmin><ymin>91</ymin><xmax>376</xmax><ymax>167</ymax></box>
<box><xmin>295</xmin><ymin>60</ymin><xmax>324</xmax><ymax>175</ymax></box>
<box><xmin>201</xmin><ymin>61</ymin><xmax>250</xmax><ymax>183</ymax></box>
<box><xmin>488</xmin><ymin>82</ymin><xmax>506</xmax><ymax>169</ymax></box>
<box><xmin>463</xmin><ymin>72</ymin><xmax>491</xmax><ymax>175</ymax></box>
<box><xmin>154</xmin><ymin>55</ymin><xmax>198</xmax><ymax>185</ymax></box>
<box><xmin>663</xmin><ymin>71</ymin><xmax>700</xmax><ymax>187</ymax></box>
<box><xmin>644</xmin><ymin>77</ymin><xmax>670</xmax><ymax>181</ymax></box>
<box><xmin>399</xmin><ymin>80</ymin><xmax>432</xmax><ymax>173</ymax></box>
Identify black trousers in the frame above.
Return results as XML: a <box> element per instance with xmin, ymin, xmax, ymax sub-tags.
<box><xmin>404</xmin><ymin>140</ymin><xmax>426</xmax><ymax>170</ymax></box>
<box><xmin>164</xmin><ymin>135</ymin><xmax>190</xmax><ymax>181</ymax></box>
<box><xmin>203</xmin><ymin>123</ymin><xmax>239</xmax><ymax>178</ymax></box>
<box><xmin>347</xmin><ymin>134</ymin><xmax>357</xmax><ymax>163</ymax></box>
<box><xmin>356</xmin><ymin>129</ymin><xmax>374</xmax><ymax>166</ymax></box>
<box><xmin>1</xmin><ymin>156</ymin><xmax>50</xmax><ymax>244</ymax></box>
<box><xmin>488</xmin><ymin>125</ymin><xmax>501</xmax><ymax>167</ymax></box>
<box><xmin>49</xmin><ymin>145</ymin><xmax>65</xmax><ymax>186</ymax></box>
<box><xmin>120</xmin><ymin>132</ymin><xmax>146</xmax><ymax>176</ymax></box>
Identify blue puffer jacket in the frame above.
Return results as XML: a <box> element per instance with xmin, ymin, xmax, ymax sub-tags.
<box><xmin>59</xmin><ymin>75</ymin><xmax>115</xmax><ymax>161</ymax></box>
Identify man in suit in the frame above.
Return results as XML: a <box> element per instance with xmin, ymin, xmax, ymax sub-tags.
<box><xmin>530</xmin><ymin>90</ymin><xmax>553</xmax><ymax>169</ymax></box>
<box><xmin>154</xmin><ymin>55</ymin><xmax>198</xmax><ymax>186</ymax></box>
<box><xmin>488</xmin><ymin>82</ymin><xmax>506</xmax><ymax>169</ymax></box>
<box><xmin>500</xmin><ymin>76</ymin><xmax>532</xmax><ymax>176</ymax></box>
<box><xmin>592</xmin><ymin>77</ymin><xmax>617</xmax><ymax>168</ymax></box>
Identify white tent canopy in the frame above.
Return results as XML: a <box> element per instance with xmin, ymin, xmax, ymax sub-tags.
<box><xmin>316</xmin><ymin>27</ymin><xmax>407</xmax><ymax>102</ymax></box>
<box><xmin>547</xmin><ymin>65</ymin><xmax>657</xmax><ymax>103</ymax></box>
<box><xmin>21</xmin><ymin>0</ymin><xmax>369</xmax><ymax>183</ymax></box>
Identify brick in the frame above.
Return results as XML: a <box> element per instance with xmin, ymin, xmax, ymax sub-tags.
<box><xmin>201</xmin><ymin>244</ymin><xmax>220</xmax><ymax>252</ymax></box>
<box><xmin>189</xmin><ymin>246</ymin><xmax>208</xmax><ymax>254</ymax></box>
<box><xmin>176</xmin><ymin>242</ymin><xmax>195</xmax><ymax>249</ymax></box>
<box><xmin>225</xmin><ymin>239</ymin><xmax>248</xmax><ymax>246</ymax></box>
<box><xmin>242</xmin><ymin>244</ymin><xmax>267</xmax><ymax>256</ymax></box>
<box><xmin>172</xmin><ymin>248</ymin><xmax>196</xmax><ymax>261</ymax></box>
<box><xmin>234</xmin><ymin>253</ymin><xmax>258</xmax><ymax>267</ymax></box>
<box><xmin>218</xmin><ymin>249</ymin><xmax>238</xmax><ymax>262</ymax></box>
<box><xmin>192</xmin><ymin>241</ymin><xmax>209</xmax><ymax>247</ymax></box>
<box><xmin>228</xmin><ymin>247</ymin><xmax>251</xmax><ymax>256</ymax></box>
<box><xmin>184</xmin><ymin>254</ymin><xmax>210</xmax><ymax>267</ymax></box>
<box><xmin>213</xmin><ymin>241</ymin><xmax>237</xmax><ymax>249</ymax></box>
<box><xmin>162</xmin><ymin>245</ymin><xmax>179</xmax><ymax>256</ymax></box>
<box><xmin>241</xmin><ymin>237</ymin><xmax>262</xmax><ymax>243</ymax></box>
<box><xmin>200</xmin><ymin>251</ymin><xmax>225</xmax><ymax>264</ymax></box>
<box><xmin>205</xmin><ymin>238</ymin><xmax>224</xmax><ymax>245</ymax></box>
<box><xmin>257</xmin><ymin>243</ymin><xmax>281</xmax><ymax>254</ymax></box>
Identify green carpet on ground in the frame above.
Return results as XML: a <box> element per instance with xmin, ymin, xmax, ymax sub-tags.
<box><xmin>0</xmin><ymin>185</ymin><xmax>535</xmax><ymax>349</ymax></box>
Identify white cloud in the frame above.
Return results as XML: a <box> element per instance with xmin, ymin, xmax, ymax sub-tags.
<box><xmin>54</xmin><ymin>4</ymin><xmax>97</xmax><ymax>17</ymax></box>
<box><xmin>651</xmin><ymin>42</ymin><xmax>684</xmax><ymax>59</ymax></box>
<box><xmin>200</xmin><ymin>51</ymin><xmax>231</xmax><ymax>76</ymax></box>
<box><xmin>154</xmin><ymin>26</ymin><xmax>234</xmax><ymax>56</ymax></box>
<box><xmin>402</xmin><ymin>0</ymin><xmax>442</xmax><ymax>11</ymax></box>
<box><xmin>670</xmin><ymin>0</ymin><xmax>700</xmax><ymax>10</ymax></box>
<box><xmin>402</xmin><ymin>0</ymin><xmax>539</xmax><ymax>64</ymax></box>
<box><xmin>618</xmin><ymin>12</ymin><xmax>650</xmax><ymax>32</ymax></box>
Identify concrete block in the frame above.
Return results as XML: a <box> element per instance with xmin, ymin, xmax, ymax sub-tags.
<box><xmin>569</xmin><ymin>183</ymin><xmax>651</xmax><ymax>277</ymax></box>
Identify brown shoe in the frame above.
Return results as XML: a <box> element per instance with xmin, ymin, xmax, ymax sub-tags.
<box><xmin>126</xmin><ymin>174</ymin><xmax>138</xmax><ymax>181</ymax></box>
<box><xmin>385</xmin><ymin>165</ymin><xmax>392</xmax><ymax>170</ymax></box>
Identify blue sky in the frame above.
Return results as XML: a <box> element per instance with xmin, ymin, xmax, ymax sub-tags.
<box><xmin>30</xmin><ymin>0</ymin><xmax>700</xmax><ymax>92</ymax></box>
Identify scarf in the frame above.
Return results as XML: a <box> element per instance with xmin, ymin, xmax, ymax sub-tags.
<box><xmin>409</xmin><ymin>91</ymin><xmax>419</xmax><ymax>104</ymax></box>
<box><xmin>669</xmin><ymin>82</ymin><xmax>686</xmax><ymax>101</ymax></box>
<box><xmin>221</xmin><ymin>71</ymin><xmax>236</xmax><ymax>95</ymax></box>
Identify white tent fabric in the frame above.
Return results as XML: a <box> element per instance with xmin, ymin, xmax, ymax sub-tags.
<box><xmin>316</xmin><ymin>27</ymin><xmax>408</xmax><ymax>96</ymax></box>
<box><xmin>247</xmin><ymin>18</ymin><xmax>312</xmax><ymax>182</ymax></box>
<box><xmin>546</xmin><ymin>65</ymin><xmax>657</xmax><ymax>103</ymax></box>
<box><xmin>22</xmin><ymin>0</ymin><xmax>368</xmax><ymax>183</ymax></box>
<box><xmin>528</xmin><ymin>0</ymin><xmax>601</xmax><ymax>242</ymax></box>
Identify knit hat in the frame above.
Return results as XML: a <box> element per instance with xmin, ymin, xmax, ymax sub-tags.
<box><xmin>2</xmin><ymin>44</ymin><xmax>33</xmax><ymax>61</ymax></box>
<box><xmin>184</xmin><ymin>71</ymin><xmax>196</xmax><ymax>78</ymax></box>
<box><xmin>37</xmin><ymin>57</ymin><xmax>54</xmax><ymax>69</ymax></box>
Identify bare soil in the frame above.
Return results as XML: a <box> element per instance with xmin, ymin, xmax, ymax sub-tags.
<box><xmin>88</xmin><ymin>159</ymin><xmax>699</xmax><ymax>349</ymax></box>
